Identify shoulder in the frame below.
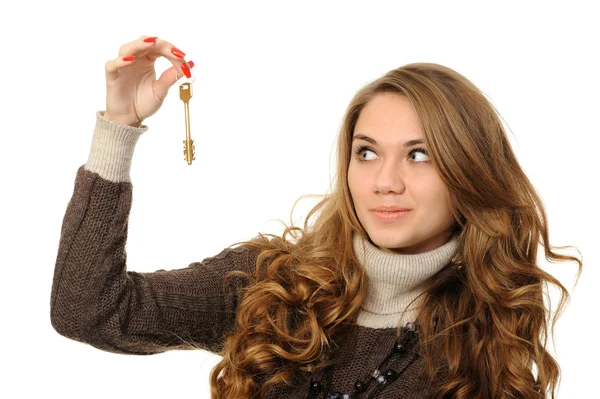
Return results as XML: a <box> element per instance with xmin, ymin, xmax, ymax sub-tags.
<box><xmin>191</xmin><ymin>244</ymin><xmax>263</xmax><ymax>277</ymax></box>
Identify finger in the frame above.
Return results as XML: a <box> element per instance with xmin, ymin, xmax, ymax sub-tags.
<box><xmin>142</xmin><ymin>38</ymin><xmax>186</xmax><ymax>63</ymax></box>
<box><xmin>105</xmin><ymin>56</ymin><xmax>137</xmax><ymax>81</ymax></box>
<box><xmin>105</xmin><ymin>35</ymin><xmax>192</xmax><ymax>83</ymax></box>
<box><xmin>116</xmin><ymin>35</ymin><xmax>160</xmax><ymax>59</ymax></box>
<box><xmin>154</xmin><ymin>61</ymin><xmax>195</xmax><ymax>101</ymax></box>
<box><xmin>119</xmin><ymin>36</ymin><xmax>191</xmax><ymax>80</ymax></box>
<box><xmin>145</xmin><ymin>48</ymin><xmax>190</xmax><ymax>79</ymax></box>
<box><xmin>144</xmin><ymin>38</ymin><xmax>190</xmax><ymax>78</ymax></box>
<box><xmin>105</xmin><ymin>35</ymin><xmax>159</xmax><ymax>81</ymax></box>
<box><xmin>114</xmin><ymin>35</ymin><xmax>187</xmax><ymax>68</ymax></box>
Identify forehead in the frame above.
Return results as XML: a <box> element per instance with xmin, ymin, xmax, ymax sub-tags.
<box><xmin>354</xmin><ymin>93</ymin><xmax>422</xmax><ymax>142</ymax></box>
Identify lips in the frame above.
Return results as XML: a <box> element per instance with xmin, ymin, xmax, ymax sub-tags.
<box><xmin>372</xmin><ymin>209</ymin><xmax>411</xmax><ymax>221</ymax></box>
<box><xmin>370</xmin><ymin>206</ymin><xmax>412</xmax><ymax>212</ymax></box>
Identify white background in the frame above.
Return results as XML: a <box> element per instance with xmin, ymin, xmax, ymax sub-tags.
<box><xmin>1</xmin><ymin>0</ymin><xmax>596</xmax><ymax>397</ymax></box>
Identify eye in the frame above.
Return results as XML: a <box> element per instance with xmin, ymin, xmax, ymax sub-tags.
<box><xmin>353</xmin><ymin>145</ymin><xmax>430</xmax><ymax>164</ymax></box>
<box><xmin>353</xmin><ymin>145</ymin><xmax>377</xmax><ymax>161</ymax></box>
<box><xmin>409</xmin><ymin>147</ymin><xmax>430</xmax><ymax>163</ymax></box>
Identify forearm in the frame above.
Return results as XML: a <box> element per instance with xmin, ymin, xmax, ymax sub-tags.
<box><xmin>84</xmin><ymin>110</ymin><xmax>148</xmax><ymax>183</ymax></box>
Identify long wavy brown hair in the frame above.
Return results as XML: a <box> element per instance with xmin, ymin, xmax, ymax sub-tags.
<box><xmin>207</xmin><ymin>63</ymin><xmax>583</xmax><ymax>398</ymax></box>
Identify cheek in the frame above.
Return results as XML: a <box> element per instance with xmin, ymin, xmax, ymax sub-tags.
<box><xmin>413</xmin><ymin>175</ymin><xmax>449</xmax><ymax>204</ymax></box>
<box><xmin>347</xmin><ymin>167</ymin><xmax>367</xmax><ymax>211</ymax></box>
<box><xmin>347</xmin><ymin>165</ymin><xmax>360</xmax><ymax>195</ymax></box>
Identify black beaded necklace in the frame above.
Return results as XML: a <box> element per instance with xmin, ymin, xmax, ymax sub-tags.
<box><xmin>306</xmin><ymin>321</ymin><xmax>421</xmax><ymax>399</ymax></box>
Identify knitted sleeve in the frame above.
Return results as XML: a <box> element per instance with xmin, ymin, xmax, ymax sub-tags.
<box><xmin>50</xmin><ymin>112</ymin><xmax>259</xmax><ymax>356</ymax></box>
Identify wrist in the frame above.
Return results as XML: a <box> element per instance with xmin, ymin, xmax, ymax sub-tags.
<box><xmin>104</xmin><ymin>111</ymin><xmax>143</xmax><ymax>127</ymax></box>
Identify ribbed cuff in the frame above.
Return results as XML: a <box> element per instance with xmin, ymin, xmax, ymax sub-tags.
<box><xmin>84</xmin><ymin>110</ymin><xmax>149</xmax><ymax>183</ymax></box>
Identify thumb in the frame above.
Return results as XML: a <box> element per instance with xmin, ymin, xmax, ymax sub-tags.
<box><xmin>155</xmin><ymin>61</ymin><xmax>195</xmax><ymax>100</ymax></box>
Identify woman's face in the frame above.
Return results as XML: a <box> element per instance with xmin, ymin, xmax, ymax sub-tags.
<box><xmin>347</xmin><ymin>92</ymin><xmax>455</xmax><ymax>254</ymax></box>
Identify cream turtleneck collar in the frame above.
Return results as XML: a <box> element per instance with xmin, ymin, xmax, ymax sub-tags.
<box><xmin>352</xmin><ymin>232</ymin><xmax>459</xmax><ymax>329</ymax></box>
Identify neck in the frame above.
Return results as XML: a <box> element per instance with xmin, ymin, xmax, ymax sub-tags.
<box><xmin>352</xmin><ymin>232</ymin><xmax>459</xmax><ymax>328</ymax></box>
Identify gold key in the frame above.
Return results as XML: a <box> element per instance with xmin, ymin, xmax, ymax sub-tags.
<box><xmin>180</xmin><ymin>82</ymin><xmax>195</xmax><ymax>165</ymax></box>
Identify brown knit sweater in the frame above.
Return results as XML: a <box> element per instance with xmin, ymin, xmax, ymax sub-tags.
<box><xmin>50</xmin><ymin>110</ymin><xmax>459</xmax><ymax>398</ymax></box>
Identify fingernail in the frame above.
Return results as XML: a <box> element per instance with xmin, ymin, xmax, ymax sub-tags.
<box><xmin>144</xmin><ymin>37</ymin><xmax>157</xmax><ymax>43</ymax></box>
<box><xmin>188</xmin><ymin>60</ymin><xmax>195</xmax><ymax>68</ymax></box>
<box><xmin>181</xmin><ymin>63</ymin><xmax>191</xmax><ymax>78</ymax></box>
<box><xmin>171</xmin><ymin>47</ymin><xmax>186</xmax><ymax>58</ymax></box>
<box><xmin>123</xmin><ymin>56</ymin><xmax>135</xmax><ymax>62</ymax></box>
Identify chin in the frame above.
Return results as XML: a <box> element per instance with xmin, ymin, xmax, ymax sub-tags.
<box><xmin>368</xmin><ymin>230</ymin><xmax>412</xmax><ymax>248</ymax></box>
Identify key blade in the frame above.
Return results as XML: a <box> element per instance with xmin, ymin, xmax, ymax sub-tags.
<box><xmin>179</xmin><ymin>83</ymin><xmax>193</xmax><ymax>102</ymax></box>
<box><xmin>183</xmin><ymin>139</ymin><xmax>195</xmax><ymax>164</ymax></box>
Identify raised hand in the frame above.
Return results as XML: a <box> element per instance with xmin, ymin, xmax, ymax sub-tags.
<box><xmin>104</xmin><ymin>35</ymin><xmax>195</xmax><ymax>127</ymax></box>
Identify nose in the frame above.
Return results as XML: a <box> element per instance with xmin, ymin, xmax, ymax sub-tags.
<box><xmin>374</xmin><ymin>160</ymin><xmax>406</xmax><ymax>194</ymax></box>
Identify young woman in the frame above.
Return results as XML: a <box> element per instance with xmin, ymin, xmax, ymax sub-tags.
<box><xmin>50</xmin><ymin>35</ymin><xmax>582</xmax><ymax>399</ymax></box>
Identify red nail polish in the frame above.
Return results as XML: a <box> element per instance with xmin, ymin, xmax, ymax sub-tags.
<box><xmin>181</xmin><ymin>63</ymin><xmax>191</xmax><ymax>78</ymax></box>
<box><xmin>123</xmin><ymin>56</ymin><xmax>135</xmax><ymax>62</ymax></box>
<box><xmin>144</xmin><ymin>37</ymin><xmax>157</xmax><ymax>43</ymax></box>
<box><xmin>188</xmin><ymin>60</ymin><xmax>195</xmax><ymax>68</ymax></box>
<box><xmin>171</xmin><ymin>47</ymin><xmax>186</xmax><ymax>58</ymax></box>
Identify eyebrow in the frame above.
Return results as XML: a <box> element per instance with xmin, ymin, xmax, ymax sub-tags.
<box><xmin>352</xmin><ymin>134</ymin><xmax>425</xmax><ymax>148</ymax></box>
